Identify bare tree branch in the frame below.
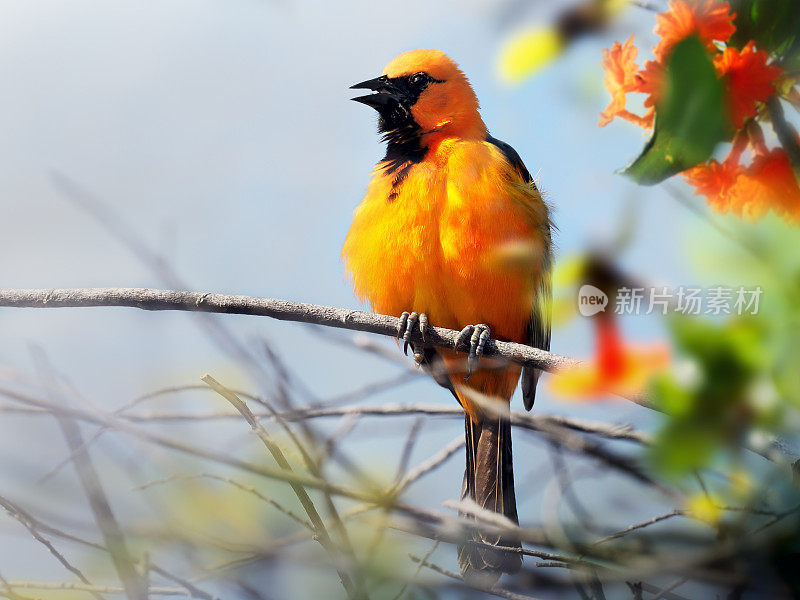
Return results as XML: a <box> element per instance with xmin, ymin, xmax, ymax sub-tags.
<box><xmin>201</xmin><ymin>375</ymin><xmax>362</xmax><ymax>599</ymax></box>
<box><xmin>275</xmin><ymin>404</ymin><xmax>650</xmax><ymax>445</ymax></box>
<box><xmin>54</xmin><ymin>414</ymin><xmax>147</xmax><ymax>600</ymax></box>
<box><xmin>390</xmin><ymin>540</ymin><xmax>439</xmax><ymax>600</ymax></box>
<box><xmin>648</xmin><ymin>577</ymin><xmax>688</xmax><ymax>600</ymax></box>
<box><xmin>1</xmin><ymin>399</ymin><xmax>645</xmax><ymax>444</ymax></box>
<box><xmin>591</xmin><ymin>510</ymin><xmax>683</xmax><ymax>546</ymax></box>
<box><xmin>0</xmin><ymin>287</ymin><xmax>586</xmax><ymax>384</ymax></box>
<box><xmin>409</xmin><ymin>554</ymin><xmax>542</xmax><ymax>600</ymax></box>
<box><xmin>131</xmin><ymin>473</ymin><xmax>314</xmax><ymax>530</ymax></box>
<box><xmin>1</xmin><ymin>380</ymin><xmax>663</xmax><ymax>499</ymax></box>
<box><xmin>29</xmin><ymin>349</ymin><xmax>147</xmax><ymax>600</ymax></box>
<box><xmin>0</xmin><ymin>581</ymin><xmax>197</xmax><ymax>596</ymax></box>
<box><xmin>0</xmin><ymin>496</ymin><xmax>104</xmax><ymax>599</ymax></box>
<box><xmin>395</xmin><ymin>436</ymin><xmax>465</xmax><ymax>492</ymax></box>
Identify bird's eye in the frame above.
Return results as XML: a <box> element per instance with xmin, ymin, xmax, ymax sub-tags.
<box><xmin>409</xmin><ymin>72</ymin><xmax>428</xmax><ymax>87</ymax></box>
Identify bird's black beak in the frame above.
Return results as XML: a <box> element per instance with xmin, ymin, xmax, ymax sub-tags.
<box><xmin>350</xmin><ymin>75</ymin><xmax>402</xmax><ymax>110</ymax></box>
<box><xmin>350</xmin><ymin>76</ymin><xmax>388</xmax><ymax>92</ymax></box>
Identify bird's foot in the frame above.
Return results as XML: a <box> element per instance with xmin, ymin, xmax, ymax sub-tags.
<box><xmin>398</xmin><ymin>311</ymin><xmax>428</xmax><ymax>367</ymax></box>
<box><xmin>456</xmin><ymin>324</ymin><xmax>490</xmax><ymax>381</ymax></box>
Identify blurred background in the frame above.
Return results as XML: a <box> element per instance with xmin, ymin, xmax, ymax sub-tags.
<box><xmin>1</xmin><ymin>1</ymin><xmax>797</xmax><ymax>599</ymax></box>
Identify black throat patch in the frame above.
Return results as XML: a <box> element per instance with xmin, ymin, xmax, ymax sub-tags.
<box><xmin>381</xmin><ymin>119</ymin><xmax>425</xmax><ymax>201</ymax></box>
<box><xmin>374</xmin><ymin>74</ymin><xmax>441</xmax><ymax>200</ymax></box>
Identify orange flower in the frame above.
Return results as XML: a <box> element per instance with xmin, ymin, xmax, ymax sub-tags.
<box><xmin>746</xmin><ymin>149</ymin><xmax>800</xmax><ymax>222</ymax></box>
<box><xmin>596</xmin><ymin>315</ymin><xmax>625</xmax><ymax>378</ymax></box>
<box><xmin>714</xmin><ymin>42</ymin><xmax>782</xmax><ymax>129</ymax></box>
<box><xmin>599</xmin><ymin>36</ymin><xmax>654</xmax><ymax>128</ymax></box>
<box><xmin>683</xmin><ymin>159</ymin><xmax>740</xmax><ymax>213</ymax></box>
<box><xmin>654</xmin><ymin>0</ymin><xmax>736</xmax><ymax>62</ymax></box>
<box><xmin>720</xmin><ymin>168</ymin><xmax>771</xmax><ymax>220</ymax></box>
<box><xmin>636</xmin><ymin>59</ymin><xmax>665</xmax><ymax>108</ymax></box>
<box><xmin>685</xmin><ymin>149</ymin><xmax>800</xmax><ymax>222</ymax></box>
<box><xmin>549</xmin><ymin>316</ymin><xmax>669</xmax><ymax>400</ymax></box>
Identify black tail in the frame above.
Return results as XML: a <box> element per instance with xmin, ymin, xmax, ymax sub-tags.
<box><xmin>457</xmin><ymin>414</ymin><xmax>522</xmax><ymax>581</ymax></box>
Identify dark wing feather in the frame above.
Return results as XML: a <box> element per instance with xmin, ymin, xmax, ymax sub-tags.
<box><xmin>487</xmin><ymin>134</ymin><xmax>553</xmax><ymax>411</ymax></box>
<box><xmin>486</xmin><ymin>134</ymin><xmax>532</xmax><ymax>183</ymax></box>
<box><xmin>521</xmin><ymin>253</ymin><xmax>552</xmax><ymax>410</ymax></box>
<box><xmin>420</xmin><ymin>347</ymin><xmax>459</xmax><ymax>400</ymax></box>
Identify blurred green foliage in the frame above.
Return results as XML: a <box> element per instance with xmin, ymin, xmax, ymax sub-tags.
<box><xmin>622</xmin><ymin>36</ymin><xmax>729</xmax><ymax>185</ymax></box>
<box><xmin>730</xmin><ymin>0</ymin><xmax>800</xmax><ymax>68</ymax></box>
<box><xmin>650</xmin><ymin>316</ymin><xmax>768</xmax><ymax>474</ymax></box>
<box><xmin>650</xmin><ymin>216</ymin><xmax>800</xmax><ymax>478</ymax></box>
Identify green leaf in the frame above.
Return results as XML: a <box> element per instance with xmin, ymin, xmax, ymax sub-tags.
<box><xmin>651</xmin><ymin>372</ymin><xmax>693</xmax><ymax>417</ymax></box>
<box><xmin>730</xmin><ymin>0</ymin><xmax>800</xmax><ymax>62</ymax></box>
<box><xmin>621</xmin><ymin>36</ymin><xmax>729</xmax><ymax>185</ymax></box>
<box><xmin>650</xmin><ymin>420</ymin><xmax>719</xmax><ymax>476</ymax></box>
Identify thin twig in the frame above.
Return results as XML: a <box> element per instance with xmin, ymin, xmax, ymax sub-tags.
<box><xmin>0</xmin><ymin>383</ymin><xmax>663</xmax><ymax>506</ymax></box>
<box><xmin>547</xmin><ymin>442</ymin><xmax>598</xmax><ymax>532</ymax></box>
<box><xmin>320</xmin><ymin>414</ymin><xmax>362</xmax><ymax>470</ymax></box>
<box><xmin>255</xmin><ymin>344</ymin><xmax>366</xmax><ymax>587</ymax></box>
<box><xmin>0</xmin><ymin>582</ymin><xmax>195</xmax><ymax>596</ymax></box>
<box><xmin>748</xmin><ymin>502</ymin><xmax>800</xmax><ymax>535</ymax></box>
<box><xmin>0</xmin><ymin>381</ymin><xmax>704</xmax><ymax>577</ymax></box>
<box><xmin>132</xmin><ymin>473</ymin><xmax>314</xmax><ymax>530</ymax></box>
<box><xmin>147</xmin><ymin>565</ymin><xmax>219</xmax><ymax>600</ymax></box>
<box><xmin>0</xmin><ymin>384</ymin><xmax>383</xmax><ymax>503</ymax></box>
<box><xmin>591</xmin><ymin>510</ymin><xmax>684</xmax><ymax>546</ymax></box>
<box><xmin>201</xmin><ymin>375</ymin><xmax>361</xmax><ymax>599</ymax></box>
<box><xmin>535</xmin><ymin>561</ymin><xmax>570</xmax><ymax>568</ymax></box>
<box><xmin>649</xmin><ymin>577</ymin><xmax>688</xmax><ymax>600</ymax></box>
<box><xmin>395</xmin><ymin>436</ymin><xmax>465</xmax><ymax>492</ymax></box>
<box><xmin>33</xmin><ymin>348</ymin><xmax>146</xmax><ymax>600</ymax></box>
<box><xmin>70</xmin><ymin>401</ymin><xmax>648</xmax><ymax>445</ymax></box>
<box><xmin>50</xmin><ymin>172</ymin><xmax>276</xmax><ymax>391</ymax></box>
<box><xmin>1</xmin><ymin>491</ymin><xmax>217</xmax><ymax>600</ymax></box>
<box><xmin>55</xmin><ymin>414</ymin><xmax>147</xmax><ymax>600</ymax></box>
<box><xmin>409</xmin><ymin>554</ymin><xmax>543</xmax><ymax>600</ymax></box>
<box><xmin>0</xmin><ymin>496</ymin><xmax>104</xmax><ymax>599</ymax></box>
<box><xmin>627</xmin><ymin>581</ymin><xmax>643</xmax><ymax>600</ymax></box>
<box><xmin>391</xmin><ymin>541</ymin><xmax>440</xmax><ymax>600</ymax></box>
<box><xmin>0</xmin><ymin>572</ymin><xmax>36</xmax><ymax>600</ymax></box>
<box><xmin>395</xmin><ymin>417</ymin><xmax>425</xmax><ymax>482</ymax></box>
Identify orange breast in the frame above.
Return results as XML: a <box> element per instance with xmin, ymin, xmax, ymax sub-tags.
<box><xmin>343</xmin><ymin>139</ymin><xmax>548</xmax><ymax>416</ymax></box>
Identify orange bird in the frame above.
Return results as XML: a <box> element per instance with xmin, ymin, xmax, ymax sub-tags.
<box><xmin>343</xmin><ymin>49</ymin><xmax>552</xmax><ymax>580</ymax></box>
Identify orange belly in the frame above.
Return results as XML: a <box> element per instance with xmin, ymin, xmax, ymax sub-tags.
<box><xmin>343</xmin><ymin>140</ymin><xmax>546</xmax><ymax>419</ymax></box>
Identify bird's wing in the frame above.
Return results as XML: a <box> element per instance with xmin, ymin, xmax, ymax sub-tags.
<box><xmin>486</xmin><ymin>135</ymin><xmax>553</xmax><ymax>411</ymax></box>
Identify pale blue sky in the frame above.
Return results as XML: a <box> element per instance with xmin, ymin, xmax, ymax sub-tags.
<box><xmin>0</xmin><ymin>1</ymin><xmax>713</xmax><ymax>596</ymax></box>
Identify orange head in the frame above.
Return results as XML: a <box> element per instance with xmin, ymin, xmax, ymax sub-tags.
<box><xmin>351</xmin><ymin>50</ymin><xmax>486</xmax><ymax>154</ymax></box>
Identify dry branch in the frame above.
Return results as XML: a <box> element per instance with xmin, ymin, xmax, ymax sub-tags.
<box><xmin>0</xmin><ymin>287</ymin><xmax>572</xmax><ymax>372</ymax></box>
<box><xmin>54</xmin><ymin>414</ymin><xmax>147</xmax><ymax>600</ymax></box>
<box><xmin>0</xmin><ymin>496</ymin><xmax>101</xmax><ymax>596</ymax></box>
<box><xmin>408</xmin><ymin>554</ymin><xmax>542</xmax><ymax>600</ymax></box>
<box><xmin>0</xmin><ymin>382</ymin><xmax>660</xmax><ymax>495</ymax></box>
<box><xmin>0</xmin><ymin>582</ymin><xmax>192</xmax><ymax>596</ymax></box>
<box><xmin>0</xmin><ymin>399</ymin><xmax>645</xmax><ymax>444</ymax></box>
<box><xmin>0</xmin><ymin>287</ymin><xmax>661</xmax><ymax>412</ymax></box>
<box><xmin>201</xmin><ymin>375</ymin><xmax>362</xmax><ymax>599</ymax></box>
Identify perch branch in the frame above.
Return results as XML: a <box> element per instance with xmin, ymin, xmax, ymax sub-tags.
<box><xmin>0</xmin><ymin>287</ymin><xmax>653</xmax><ymax>409</ymax></box>
<box><xmin>0</xmin><ymin>287</ymin><xmax>567</xmax><ymax>369</ymax></box>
